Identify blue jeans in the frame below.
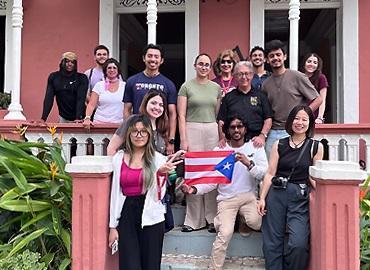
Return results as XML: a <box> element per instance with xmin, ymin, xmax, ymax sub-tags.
<box><xmin>265</xmin><ymin>129</ymin><xmax>289</xmax><ymax>159</ymax></box>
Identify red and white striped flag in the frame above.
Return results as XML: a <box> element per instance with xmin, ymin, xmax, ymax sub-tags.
<box><xmin>184</xmin><ymin>151</ymin><xmax>234</xmax><ymax>186</ymax></box>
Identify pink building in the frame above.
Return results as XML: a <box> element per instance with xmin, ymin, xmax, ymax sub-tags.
<box><xmin>0</xmin><ymin>0</ymin><xmax>370</xmax><ymax>123</ymax></box>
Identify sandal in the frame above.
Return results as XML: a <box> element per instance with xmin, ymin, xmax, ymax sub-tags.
<box><xmin>181</xmin><ymin>225</ymin><xmax>194</xmax><ymax>232</ymax></box>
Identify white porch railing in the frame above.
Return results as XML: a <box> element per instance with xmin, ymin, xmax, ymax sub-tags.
<box><xmin>1</xmin><ymin>121</ymin><xmax>370</xmax><ymax>168</ymax></box>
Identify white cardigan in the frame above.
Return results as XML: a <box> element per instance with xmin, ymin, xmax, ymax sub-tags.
<box><xmin>109</xmin><ymin>150</ymin><xmax>167</xmax><ymax>228</ymax></box>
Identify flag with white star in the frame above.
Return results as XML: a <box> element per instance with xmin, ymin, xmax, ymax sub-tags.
<box><xmin>184</xmin><ymin>151</ymin><xmax>235</xmax><ymax>185</ymax></box>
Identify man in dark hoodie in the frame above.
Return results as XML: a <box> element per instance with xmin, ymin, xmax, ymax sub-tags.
<box><xmin>41</xmin><ymin>52</ymin><xmax>88</xmax><ymax>122</ymax></box>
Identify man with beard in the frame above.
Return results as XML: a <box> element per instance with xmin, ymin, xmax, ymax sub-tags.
<box><xmin>182</xmin><ymin>115</ymin><xmax>267</xmax><ymax>270</ymax></box>
<box><xmin>41</xmin><ymin>52</ymin><xmax>88</xmax><ymax>122</ymax></box>
<box><xmin>123</xmin><ymin>43</ymin><xmax>177</xmax><ymax>154</ymax></box>
<box><xmin>84</xmin><ymin>45</ymin><xmax>109</xmax><ymax>100</ymax></box>
<box><xmin>250</xmin><ymin>46</ymin><xmax>271</xmax><ymax>91</ymax></box>
<box><xmin>261</xmin><ymin>40</ymin><xmax>322</xmax><ymax>157</ymax></box>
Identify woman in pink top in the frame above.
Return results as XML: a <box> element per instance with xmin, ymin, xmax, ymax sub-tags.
<box><xmin>108</xmin><ymin>114</ymin><xmax>183</xmax><ymax>270</ymax></box>
<box><xmin>212</xmin><ymin>49</ymin><xmax>239</xmax><ymax>97</ymax></box>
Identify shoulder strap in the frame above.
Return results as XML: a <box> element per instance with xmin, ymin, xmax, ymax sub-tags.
<box><xmin>287</xmin><ymin>139</ymin><xmax>310</xmax><ymax>180</ymax></box>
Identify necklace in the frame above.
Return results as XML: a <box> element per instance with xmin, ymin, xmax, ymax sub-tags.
<box><xmin>290</xmin><ymin>136</ymin><xmax>306</xmax><ymax>149</ymax></box>
<box><xmin>272</xmin><ymin>71</ymin><xmax>286</xmax><ymax>91</ymax></box>
<box><xmin>144</xmin><ymin>70</ymin><xmax>159</xmax><ymax>78</ymax></box>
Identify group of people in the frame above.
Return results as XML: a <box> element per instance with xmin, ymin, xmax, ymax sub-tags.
<box><xmin>41</xmin><ymin>40</ymin><xmax>328</xmax><ymax>270</ymax></box>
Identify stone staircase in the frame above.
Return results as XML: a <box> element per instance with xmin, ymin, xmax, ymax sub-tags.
<box><xmin>161</xmin><ymin>204</ymin><xmax>265</xmax><ymax>270</ymax></box>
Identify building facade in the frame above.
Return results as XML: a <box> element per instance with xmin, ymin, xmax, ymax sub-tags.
<box><xmin>1</xmin><ymin>0</ymin><xmax>369</xmax><ymax>123</ymax></box>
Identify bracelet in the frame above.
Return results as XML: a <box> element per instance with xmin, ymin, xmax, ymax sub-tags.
<box><xmin>260</xmin><ymin>132</ymin><xmax>268</xmax><ymax>139</ymax></box>
<box><xmin>247</xmin><ymin>160</ymin><xmax>255</xmax><ymax>170</ymax></box>
<box><xmin>84</xmin><ymin>115</ymin><xmax>91</xmax><ymax>120</ymax></box>
<box><xmin>317</xmin><ymin>117</ymin><xmax>325</xmax><ymax>123</ymax></box>
<box><xmin>191</xmin><ymin>186</ymin><xmax>197</xmax><ymax>194</ymax></box>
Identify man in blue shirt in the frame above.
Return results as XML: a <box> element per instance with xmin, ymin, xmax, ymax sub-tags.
<box><xmin>123</xmin><ymin>44</ymin><xmax>177</xmax><ymax>154</ymax></box>
<box><xmin>250</xmin><ymin>46</ymin><xmax>271</xmax><ymax>91</ymax></box>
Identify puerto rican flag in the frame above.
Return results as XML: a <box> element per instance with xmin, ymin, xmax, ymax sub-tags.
<box><xmin>184</xmin><ymin>151</ymin><xmax>235</xmax><ymax>185</ymax></box>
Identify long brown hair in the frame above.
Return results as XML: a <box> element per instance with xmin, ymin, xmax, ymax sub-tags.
<box><xmin>124</xmin><ymin>114</ymin><xmax>156</xmax><ymax>191</ymax></box>
<box><xmin>300</xmin><ymin>53</ymin><xmax>323</xmax><ymax>91</ymax></box>
<box><xmin>139</xmin><ymin>89</ymin><xmax>169</xmax><ymax>139</ymax></box>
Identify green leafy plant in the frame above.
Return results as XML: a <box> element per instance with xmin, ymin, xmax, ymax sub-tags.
<box><xmin>360</xmin><ymin>176</ymin><xmax>370</xmax><ymax>269</ymax></box>
<box><xmin>0</xmin><ymin>249</ymin><xmax>47</xmax><ymax>270</ymax></box>
<box><xmin>0</xmin><ymin>92</ymin><xmax>11</xmax><ymax>109</ymax></box>
<box><xmin>0</xmin><ymin>128</ymin><xmax>71</xmax><ymax>270</ymax></box>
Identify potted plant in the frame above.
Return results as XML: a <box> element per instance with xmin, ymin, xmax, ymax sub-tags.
<box><xmin>0</xmin><ymin>92</ymin><xmax>11</xmax><ymax>118</ymax></box>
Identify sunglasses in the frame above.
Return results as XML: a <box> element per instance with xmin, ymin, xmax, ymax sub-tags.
<box><xmin>221</xmin><ymin>60</ymin><xmax>233</xmax><ymax>65</ymax></box>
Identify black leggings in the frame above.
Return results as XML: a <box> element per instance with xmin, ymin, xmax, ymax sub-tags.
<box><xmin>118</xmin><ymin>195</ymin><xmax>165</xmax><ymax>270</ymax></box>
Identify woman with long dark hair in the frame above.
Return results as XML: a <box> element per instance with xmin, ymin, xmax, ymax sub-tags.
<box><xmin>108</xmin><ymin>114</ymin><xmax>182</xmax><ymax>270</ymax></box>
<box><xmin>301</xmin><ymin>53</ymin><xmax>329</xmax><ymax>123</ymax></box>
<box><xmin>258</xmin><ymin>105</ymin><xmax>323</xmax><ymax>270</ymax></box>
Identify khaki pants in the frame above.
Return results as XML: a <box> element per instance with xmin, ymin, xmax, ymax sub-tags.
<box><xmin>184</xmin><ymin>122</ymin><xmax>218</xmax><ymax>229</ymax></box>
<box><xmin>209</xmin><ymin>192</ymin><xmax>262</xmax><ymax>270</ymax></box>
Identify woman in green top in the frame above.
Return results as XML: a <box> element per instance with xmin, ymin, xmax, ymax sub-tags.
<box><xmin>177</xmin><ymin>53</ymin><xmax>222</xmax><ymax>232</ymax></box>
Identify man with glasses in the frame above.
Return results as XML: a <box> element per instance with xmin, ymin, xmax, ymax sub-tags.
<box><xmin>217</xmin><ymin>61</ymin><xmax>273</xmax><ymax>148</ymax></box>
<box><xmin>123</xmin><ymin>43</ymin><xmax>177</xmax><ymax>154</ymax></box>
<box><xmin>250</xmin><ymin>46</ymin><xmax>271</xmax><ymax>91</ymax></box>
<box><xmin>182</xmin><ymin>115</ymin><xmax>267</xmax><ymax>270</ymax></box>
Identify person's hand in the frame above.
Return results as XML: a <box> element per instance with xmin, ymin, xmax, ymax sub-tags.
<box><xmin>83</xmin><ymin>119</ymin><xmax>93</xmax><ymax>130</ymax></box>
<box><xmin>257</xmin><ymin>199</ymin><xmax>267</xmax><ymax>216</ymax></box>
<box><xmin>180</xmin><ymin>141</ymin><xmax>188</xmax><ymax>151</ymax></box>
<box><xmin>108</xmin><ymin>228</ymin><xmax>119</xmax><ymax>248</ymax></box>
<box><xmin>315</xmin><ymin>118</ymin><xmax>324</xmax><ymax>124</ymax></box>
<box><xmin>251</xmin><ymin>134</ymin><xmax>265</xmax><ymax>148</ymax></box>
<box><xmin>218</xmin><ymin>137</ymin><xmax>227</xmax><ymax>148</ymax></box>
<box><xmin>159</xmin><ymin>152</ymin><xmax>184</xmax><ymax>174</ymax></box>
<box><xmin>234</xmin><ymin>152</ymin><xmax>251</xmax><ymax>167</ymax></box>
<box><xmin>166</xmin><ymin>143</ymin><xmax>175</xmax><ymax>155</ymax></box>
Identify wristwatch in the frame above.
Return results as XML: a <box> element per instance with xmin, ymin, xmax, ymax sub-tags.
<box><xmin>168</xmin><ymin>138</ymin><xmax>175</xmax><ymax>145</ymax></box>
<box><xmin>260</xmin><ymin>132</ymin><xmax>268</xmax><ymax>139</ymax></box>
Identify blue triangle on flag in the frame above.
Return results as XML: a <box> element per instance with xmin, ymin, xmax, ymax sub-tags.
<box><xmin>214</xmin><ymin>153</ymin><xmax>235</xmax><ymax>182</ymax></box>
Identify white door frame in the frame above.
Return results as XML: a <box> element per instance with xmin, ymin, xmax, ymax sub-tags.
<box><xmin>250</xmin><ymin>0</ymin><xmax>359</xmax><ymax>123</ymax></box>
<box><xmin>99</xmin><ymin>0</ymin><xmax>199</xmax><ymax>81</ymax></box>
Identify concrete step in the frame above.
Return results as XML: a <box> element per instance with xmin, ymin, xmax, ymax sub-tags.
<box><xmin>161</xmin><ymin>254</ymin><xmax>265</xmax><ymax>270</ymax></box>
<box><xmin>163</xmin><ymin>226</ymin><xmax>263</xmax><ymax>257</ymax></box>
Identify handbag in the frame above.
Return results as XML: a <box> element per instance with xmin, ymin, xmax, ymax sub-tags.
<box><xmin>162</xmin><ymin>191</ymin><xmax>174</xmax><ymax>233</ymax></box>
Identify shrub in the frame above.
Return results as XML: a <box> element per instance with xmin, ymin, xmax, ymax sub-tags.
<box><xmin>0</xmin><ymin>249</ymin><xmax>47</xmax><ymax>270</ymax></box>
<box><xmin>360</xmin><ymin>177</ymin><xmax>370</xmax><ymax>270</ymax></box>
<box><xmin>0</xmin><ymin>128</ymin><xmax>71</xmax><ymax>270</ymax></box>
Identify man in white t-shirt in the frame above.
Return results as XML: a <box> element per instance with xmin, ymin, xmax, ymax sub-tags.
<box><xmin>182</xmin><ymin>115</ymin><xmax>268</xmax><ymax>270</ymax></box>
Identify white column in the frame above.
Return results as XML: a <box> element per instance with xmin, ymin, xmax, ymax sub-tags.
<box><xmin>4</xmin><ymin>0</ymin><xmax>25</xmax><ymax>120</ymax></box>
<box><xmin>288</xmin><ymin>0</ymin><xmax>300</xmax><ymax>71</ymax></box>
<box><xmin>185</xmin><ymin>0</ymin><xmax>199</xmax><ymax>81</ymax></box>
<box><xmin>147</xmin><ymin>0</ymin><xmax>157</xmax><ymax>44</ymax></box>
<box><xmin>249</xmin><ymin>0</ymin><xmax>264</xmax><ymax>50</ymax></box>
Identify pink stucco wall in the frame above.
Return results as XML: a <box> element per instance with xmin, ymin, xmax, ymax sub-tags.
<box><xmin>199</xmin><ymin>0</ymin><xmax>250</xmax><ymax>77</ymax></box>
<box><xmin>21</xmin><ymin>0</ymin><xmax>99</xmax><ymax>121</ymax></box>
<box><xmin>359</xmin><ymin>0</ymin><xmax>370</xmax><ymax>123</ymax></box>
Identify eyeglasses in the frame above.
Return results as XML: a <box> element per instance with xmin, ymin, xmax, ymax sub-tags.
<box><xmin>221</xmin><ymin>60</ymin><xmax>233</xmax><ymax>65</ymax></box>
<box><xmin>229</xmin><ymin>124</ymin><xmax>245</xmax><ymax>130</ymax></box>
<box><xmin>236</xmin><ymin>72</ymin><xmax>254</xmax><ymax>78</ymax></box>
<box><xmin>196</xmin><ymin>62</ymin><xmax>211</xmax><ymax>69</ymax></box>
<box><xmin>130</xmin><ymin>129</ymin><xmax>149</xmax><ymax>137</ymax></box>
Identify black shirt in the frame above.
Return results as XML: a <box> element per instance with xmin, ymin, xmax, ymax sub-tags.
<box><xmin>277</xmin><ymin>137</ymin><xmax>313</xmax><ymax>184</ymax></box>
<box><xmin>217</xmin><ymin>88</ymin><xmax>273</xmax><ymax>139</ymax></box>
<box><xmin>42</xmin><ymin>70</ymin><xmax>88</xmax><ymax>121</ymax></box>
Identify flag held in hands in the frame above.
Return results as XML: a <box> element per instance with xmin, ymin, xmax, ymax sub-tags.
<box><xmin>184</xmin><ymin>151</ymin><xmax>235</xmax><ymax>185</ymax></box>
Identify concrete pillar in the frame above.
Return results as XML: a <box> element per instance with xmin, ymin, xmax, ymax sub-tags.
<box><xmin>309</xmin><ymin>160</ymin><xmax>366</xmax><ymax>270</ymax></box>
<box><xmin>147</xmin><ymin>0</ymin><xmax>157</xmax><ymax>44</ymax></box>
<box><xmin>66</xmin><ymin>156</ymin><xmax>118</xmax><ymax>270</ymax></box>
<box><xmin>4</xmin><ymin>0</ymin><xmax>26</xmax><ymax>120</ymax></box>
<box><xmin>288</xmin><ymin>0</ymin><xmax>300</xmax><ymax>70</ymax></box>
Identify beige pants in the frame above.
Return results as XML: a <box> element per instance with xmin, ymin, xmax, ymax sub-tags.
<box><xmin>209</xmin><ymin>192</ymin><xmax>262</xmax><ymax>270</ymax></box>
<box><xmin>184</xmin><ymin>122</ymin><xmax>218</xmax><ymax>229</ymax></box>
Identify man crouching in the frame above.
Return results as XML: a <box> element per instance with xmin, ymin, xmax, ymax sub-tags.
<box><xmin>182</xmin><ymin>115</ymin><xmax>268</xmax><ymax>270</ymax></box>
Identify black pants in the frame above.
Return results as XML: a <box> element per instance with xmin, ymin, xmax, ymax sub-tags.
<box><xmin>118</xmin><ymin>195</ymin><xmax>165</xmax><ymax>270</ymax></box>
<box><xmin>262</xmin><ymin>183</ymin><xmax>310</xmax><ymax>270</ymax></box>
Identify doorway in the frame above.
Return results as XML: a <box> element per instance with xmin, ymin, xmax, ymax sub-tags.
<box><xmin>119</xmin><ymin>12</ymin><xmax>185</xmax><ymax>91</ymax></box>
<box><xmin>264</xmin><ymin>8</ymin><xmax>337</xmax><ymax>123</ymax></box>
